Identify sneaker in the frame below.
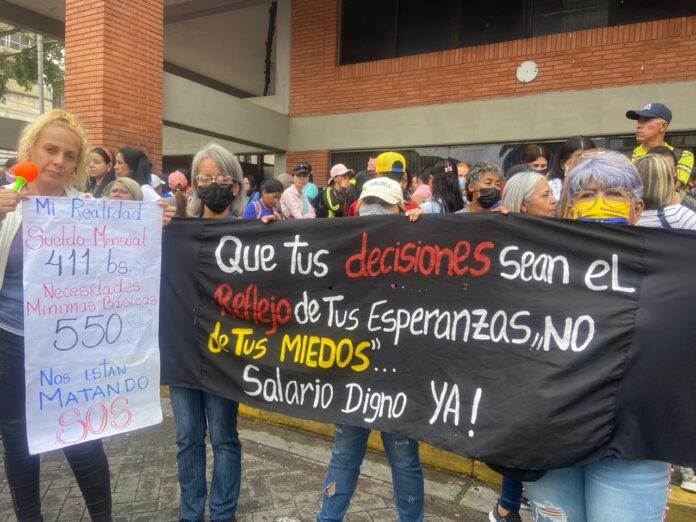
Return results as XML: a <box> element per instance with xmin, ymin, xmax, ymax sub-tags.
<box><xmin>520</xmin><ymin>490</ymin><xmax>531</xmax><ymax>511</ymax></box>
<box><xmin>681</xmin><ymin>467</ymin><xmax>696</xmax><ymax>493</ymax></box>
<box><xmin>489</xmin><ymin>502</ymin><xmax>523</xmax><ymax>522</ymax></box>
<box><xmin>672</xmin><ymin>466</ymin><xmax>683</xmax><ymax>485</ymax></box>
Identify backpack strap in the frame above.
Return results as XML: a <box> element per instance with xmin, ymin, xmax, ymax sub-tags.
<box><xmin>672</xmin><ymin>146</ymin><xmax>684</xmax><ymax>162</ymax></box>
<box><xmin>253</xmin><ymin>200</ymin><xmax>262</xmax><ymax>219</ymax></box>
<box><xmin>657</xmin><ymin>207</ymin><xmax>672</xmax><ymax>229</ymax></box>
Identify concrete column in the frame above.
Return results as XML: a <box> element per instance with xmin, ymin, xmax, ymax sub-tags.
<box><xmin>273</xmin><ymin>152</ymin><xmax>287</xmax><ymax>178</ymax></box>
<box><xmin>64</xmin><ymin>0</ymin><xmax>164</xmax><ymax>172</ymax></box>
<box><xmin>274</xmin><ymin>0</ymin><xmax>291</xmax><ymax>115</ymax></box>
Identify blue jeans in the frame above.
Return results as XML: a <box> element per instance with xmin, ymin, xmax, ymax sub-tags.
<box><xmin>318</xmin><ymin>424</ymin><xmax>424</xmax><ymax>522</ymax></box>
<box><xmin>500</xmin><ymin>476</ymin><xmax>523</xmax><ymax>513</ymax></box>
<box><xmin>170</xmin><ymin>386</ymin><xmax>241</xmax><ymax>522</ymax></box>
<box><xmin>524</xmin><ymin>460</ymin><xmax>670</xmax><ymax>521</ymax></box>
<box><xmin>0</xmin><ymin>328</ymin><xmax>112</xmax><ymax>522</ymax></box>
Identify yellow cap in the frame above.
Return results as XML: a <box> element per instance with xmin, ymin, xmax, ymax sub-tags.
<box><xmin>375</xmin><ymin>152</ymin><xmax>407</xmax><ymax>174</ymax></box>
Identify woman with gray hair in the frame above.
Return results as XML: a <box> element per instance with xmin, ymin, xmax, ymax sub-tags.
<box><xmin>172</xmin><ymin>142</ymin><xmax>244</xmax><ymax>522</ymax></box>
<box><xmin>186</xmin><ymin>142</ymin><xmax>245</xmax><ymax>218</ymax></box>
<box><xmin>562</xmin><ymin>150</ymin><xmax>644</xmax><ymax>224</ymax></box>
<box><xmin>523</xmin><ymin>151</ymin><xmax>671</xmax><ymax>522</ymax></box>
<box><xmin>500</xmin><ymin>170</ymin><xmax>557</xmax><ymax>217</ymax></box>
<box><xmin>464</xmin><ymin>161</ymin><xmax>503</xmax><ymax>213</ymax></box>
<box><xmin>489</xmin><ymin>170</ymin><xmax>557</xmax><ymax>522</ymax></box>
<box><xmin>102</xmin><ymin>177</ymin><xmax>144</xmax><ymax>201</ymax></box>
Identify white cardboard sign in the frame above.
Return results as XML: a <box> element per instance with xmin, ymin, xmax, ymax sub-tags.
<box><xmin>22</xmin><ymin>196</ymin><xmax>163</xmax><ymax>454</ymax></box>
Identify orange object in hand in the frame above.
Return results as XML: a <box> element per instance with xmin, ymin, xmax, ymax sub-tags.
<box><xmin>12</xmin><ymin>161</ymin><xmax>39</xmax><ymax>191</ymax></box>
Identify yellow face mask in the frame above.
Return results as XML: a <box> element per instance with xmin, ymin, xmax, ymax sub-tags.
<box><xmin>573</xmin><ymin>197</ymin><xmax>632</xmax><ymax>223</ymax></box>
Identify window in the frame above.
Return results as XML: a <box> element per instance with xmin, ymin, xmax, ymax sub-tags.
<box><xmin>338</xmin><ymin>0</ymin><xmax>696</xmax><ymax>65</ymax></box>
<box><xmin>1</xmin><ymin>33</ymin><xmax>34</xmax><ymax>51</ymax></box>
<box><xmin>458</xmin><ymin>0</ymin><xmax>526</xmax><ymax>47</ymax></box>
<box><xmin>612</xmin><ymin>0</ymin><xmax>696</xmax><ymax>25</ymax></box>
<box><xmin>533</xmin><ymin>0</ymin><xmax>610</xmax><ymax>36</ymax></box>
<box><xmin>330</xmin><ymin>132</ymin><xmax>696</xmax><ymax>179</ymax></box>
<box><xmin>397</xmin><ymin>0</ymin><xmax>458</xmax><ymax>56</ymax></box>
<box><xmin>237</xmin><ymin>153</ymin><xmax>275</xmax><ymax>184</ymax></box>
<box><xmin>340</xmin><ymin>0</ymin><xmax>398</xmax><ymax>64</ymax></box>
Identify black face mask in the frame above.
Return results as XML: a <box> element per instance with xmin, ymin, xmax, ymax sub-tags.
<box><xmin>198</xmin><ymin>184</ymin><xmax>234</xmax><ymax>214</ymax></box>
<box><xmin>477</xmin><ymin>187</ymin><xmax>501</xmax><ymax>209</ymax></box>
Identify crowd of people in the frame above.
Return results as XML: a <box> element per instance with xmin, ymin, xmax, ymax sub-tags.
<box><xmin>0</xmin><ymin>101</ymin><xmax>694</xmax><ymax>522</ymax></box>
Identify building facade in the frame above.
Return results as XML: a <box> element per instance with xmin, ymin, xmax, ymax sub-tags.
<box><xmin>286</xmin><ymin>0</ymin><xmax>696</xmax><ymax>185</ymax></box>
<box><xmin>1</xmin><ymin>1</ymin><xmax>695</xmax><ymax>184</ymax></box>
<box><xmin>0</xmin><ymin>31</ymin><xmax>55</xmax><ymax>163</ymax></box>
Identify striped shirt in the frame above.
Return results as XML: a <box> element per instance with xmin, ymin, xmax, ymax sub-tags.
<box><xmin>280</xmin><ymin>185</ymin><xmax>315</xmax><ymax>219</ymax></box>
<box><xmin>638</xmin><ymin>204</ymin><xmax>696</xmax><ymax>230</ymax></box>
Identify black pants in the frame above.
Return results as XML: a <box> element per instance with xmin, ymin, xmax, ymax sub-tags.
<box><xmin>0</xmin><ymin>328</ymin><xmax>112</xmax><ymax>521</ymax></box>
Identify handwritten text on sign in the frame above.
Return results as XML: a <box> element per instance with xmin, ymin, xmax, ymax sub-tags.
<box><xmin>23</xmin><ymin>197</ymin><xmax>162</xmax><ymax>454</ymax></box>
<box><xmin>158</xmin><ymin>214</ymin><xmax>696</xmax><ymax>471</ymax></box>
<box><xmin>207</xmin><ymin>231</ymin><xmax>632</xmax><ymax>425</ymax></box>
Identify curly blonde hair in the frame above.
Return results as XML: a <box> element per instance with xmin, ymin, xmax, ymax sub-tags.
<box><xmin>17</xmin><ymin>109</ymin><xmax>90</xmax><ymax>188</ymax></box>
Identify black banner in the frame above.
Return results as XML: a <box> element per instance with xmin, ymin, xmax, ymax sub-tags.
<box><xmin>160</xmin><ymin>213</ymin><xmax>696</xmax><ymax>470</ymax></box>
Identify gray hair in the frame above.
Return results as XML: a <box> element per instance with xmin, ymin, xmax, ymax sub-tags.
<box><xmin>103</xmin><ymin>177</ymin><xmax>143</xmax><ymax>201</ymax></box>
<box><xmin>566</xmin><ymin>150</ymin><xmax>643</xmax><ymax>201</ymax></box>
<box><xmin>501</xmin><ymin>171</ymin><xmax>545</xmax><ymax>213</ymax></box>
<box><xmin>467</xmin><ymin>161</ymin><xmax>503</xmax><ymax>188</ymax></box>
<box><xmin>277</xmin><ymin>173</ymin><xmax>293</xmax><ymax>190</ymax></box>
<box><xmin>187</xmin><ymin>142</ymin><xmax>245</xmax><ymax>217</ymax></box>
<box><xmin>466</xmin><ymin>161</ymin><xmax>503</xmax><ymax>201</ymax></box>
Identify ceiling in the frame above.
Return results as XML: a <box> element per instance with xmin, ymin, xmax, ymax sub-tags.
<box><xmin>0</xmin><ymin>0</ymin><xmax>276</xmax><ymax>96</ymax></box>
<box><xmin>165</xmin><ymin>2</ymin><xmax>276</xmax><ymax>96</ymax></box>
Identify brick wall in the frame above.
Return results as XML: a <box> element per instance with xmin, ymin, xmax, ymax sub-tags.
<box><xmin>64</xmin><ymin>0</ymin><xmax>163</xmax><ymax>173</ymax></box>
<box><xmin>290</xmin><ymin>0</ymin><xmax>696</xmax><ymax>118</ymax></box>
<box><xmin>287</xmin><ymin>150</ymin><xmax>331</xmax><ymax>187</ymax></box>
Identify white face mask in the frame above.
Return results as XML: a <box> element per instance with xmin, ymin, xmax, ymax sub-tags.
<box><xmin>358</xmin><ymin>203</ymin><xmax>392</xmax><ymax>216</ymax></box>
<box><xmin>5</xmin><ymin>172</ymin><xmax>15</xmax><ymax>183</ymax></box>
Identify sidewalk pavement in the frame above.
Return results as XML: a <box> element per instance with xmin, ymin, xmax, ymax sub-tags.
<box><xmin>0</xmin><ymin>398</ymin><xmax>530</xmax><ymax>522</ymax></box>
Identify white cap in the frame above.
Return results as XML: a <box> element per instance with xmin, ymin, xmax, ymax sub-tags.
<box><xmin>150</xmin><ymin>174</ymin><xmax>164</xmax><ymax>188</ymax></box>
<box><xmin>359</xmin><ymin>177</ymin><xmax>404</xmax><ymax>209</ymax></box>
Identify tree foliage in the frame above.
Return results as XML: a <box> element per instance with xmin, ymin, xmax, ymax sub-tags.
<box><xmin>0</xmin><ymin>30</ymin><xmax>64</xmax><ymax>102</ymax></box>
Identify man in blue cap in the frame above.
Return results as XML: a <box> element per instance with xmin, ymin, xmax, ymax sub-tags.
<box><xmin>626</xmin><ymin>102</ymin><xmax>694</xmax><ymax>188</ymax></box>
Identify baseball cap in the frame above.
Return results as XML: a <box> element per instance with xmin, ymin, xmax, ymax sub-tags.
<box><xmin>150</xmin><ymin>174</ymin><xmax>164</xmax><ymax>188</ymax></box>
<box><xmin>168</xmin><ymin>171</ymin><xmax>188</xmax><ymax>189</ymax></box>
<box><xmin>329</xmin><ymin>163</ymin><xmax>354</xmax><ymax>181</ymax></box>
<box><xmin>292</xmin><ymin>162</ymin><xmax>312</xmax><ymax>176</ymax></box>
<box><xmin>626</xmin><ymin>103</ymin><xmax>672</xmax><ymax>123</ymax></box>
<box><xmin>359</xmin><ymin>177</ymin><xmax>404</xmax><ymax>209</ymax></box>
<box><xmin>376</xmin><ymin>152</ymin><xmax>407</xmax><ymax>174</ymax></box>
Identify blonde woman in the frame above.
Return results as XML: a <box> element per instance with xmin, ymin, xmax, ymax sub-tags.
<box><xmin>635</xmin><ymin>154</ymin><xmax>696</xmax><ymax>230</ymax></box>
<box><xmin>0</xmin><ymin>110</ymin><xmax>114</xmax><ymax>521</ymax></box>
